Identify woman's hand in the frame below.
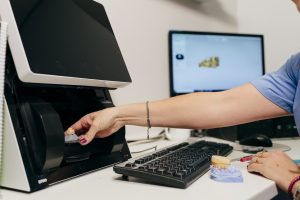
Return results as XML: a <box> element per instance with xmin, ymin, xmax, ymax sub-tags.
<box><xmin>247</xmin><ymin>150</ymin><xmax>299</xmax><ymax>192</ymax></box>
<box><xmin>65</xmin><ymin>108</ymin><xmax>124</xmax><ymax>145</ymax></box>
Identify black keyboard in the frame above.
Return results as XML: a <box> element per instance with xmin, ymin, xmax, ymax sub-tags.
<box><xmin>113</xmin><ymin>140</ymin><xmax>233</xmax><ymax>188</ymax></box>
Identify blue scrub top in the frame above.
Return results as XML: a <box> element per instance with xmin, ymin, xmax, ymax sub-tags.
<box><xmin>251</xmin><ymin>52</ymin><xmax>300</xmax><ymax>135</ymax></box>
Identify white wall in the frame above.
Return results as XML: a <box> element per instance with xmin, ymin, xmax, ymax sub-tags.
<box><xmin>96</xmin><ymin>0</ymin><xmax>237</xmax><ymax>104</ymax></box>
<box><xmin>94</xmin><ymin>0</ymin><xmax>300</xmax><ymax>139</ymax></box>
<box><xmin>237</xmin><ymin>0</ymin><xmax>300</xmax><ymax>72</ymax></box>
<box><xmin>95</xmin><ymin>0</ymin><xmax>237</xmax><ymax>138</ymax></box>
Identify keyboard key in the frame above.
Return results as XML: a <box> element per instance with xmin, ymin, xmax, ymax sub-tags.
<box><xmin>174</xmin><ymin>172</ymin><xmax>186</xmax><ymax>179</ymax></box>
<box><xmin>166</xmin><ymin>170</ymin><xmax>176</xmax><ymax>176</ymax></box>
<box><xmin>125</xmin><ymin>163</ymin><xmax>135</xmax><ymax>168</ymax></box>
<box><xmin>138</xmin><ymin>166</ymin><xmax>147</xmax><ymax>170</ymax></box>
<box><xmin>148</xmin><ymin>166</ymin><xmax>158</xmax><ymax>172</ymax></box>
<box><xmin>157</xmin><ymin>168</ymin><xmax>166</xmax><ymax>175</ymax></box>
<box><xmin>135</xmin><ymin>159</ymin><xmax>146</xmax><ymax>164</ymax></box>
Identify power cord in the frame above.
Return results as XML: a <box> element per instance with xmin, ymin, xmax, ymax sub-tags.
<box><xmin>128</xmin><ymin>129</ymin><xmax>165</xmax><ymax>154</ymax></box>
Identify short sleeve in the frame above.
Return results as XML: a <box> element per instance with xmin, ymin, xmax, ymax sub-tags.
<box><xmin>251</xmin><ymin>52</ymin><xmax>300</xmax><ymax>113</ymax></box>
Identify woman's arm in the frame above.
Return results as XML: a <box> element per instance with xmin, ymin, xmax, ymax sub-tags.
<box><xmin>68</xmin><ymin>83</ymin><xmax>289</xmax><ymax>145</ymax></box>
<box><xmin>117</xmin><ymin>83</ymin><xmax>289</xmax><ymax>129</ymax></box>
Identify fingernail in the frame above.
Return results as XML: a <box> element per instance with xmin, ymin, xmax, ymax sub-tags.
<box><xmin>81</xmin><ymin>139</ymin><xmax>87</xmax><ymax>144</ymax></box>
<box><xmin>79</xmin><ymin>138</ymin><xmax>86</xmax><ymax>142</ymax></box>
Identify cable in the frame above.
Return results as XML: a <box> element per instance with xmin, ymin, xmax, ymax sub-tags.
<box><xmin>130</xmin><ymin>145</ymin><xmax>157</xmax><ymax>154</ymax></box>
<box><xmin>127</xmin><ymin>129</ymin><xmax>165</xmax><ymax>146</ymax></box>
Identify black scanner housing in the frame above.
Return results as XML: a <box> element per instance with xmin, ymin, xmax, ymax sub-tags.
<box><xmin>2</xmin><ymin>0</ymin><xmax>132</xmax><ymax>192</ymax></box>
<box><xmin>4</xmin><ymin>48</ymin><xmax>131</xmax><ymax>192</ymax></box>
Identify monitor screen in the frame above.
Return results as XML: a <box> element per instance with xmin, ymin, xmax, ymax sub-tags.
<box><xmin>0</xmin><ymin>0</ymin><xmax>131</xmax><ymax>88</ymax></box>
<box><xmin>169</xmin><ymin>31</ymin><xmax>265</xmax><ymax>96</ymax></box>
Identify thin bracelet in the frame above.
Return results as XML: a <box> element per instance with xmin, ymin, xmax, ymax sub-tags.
<box><xmin>146</xmin><ymin>101</ymin><xmax>151</xmax><ymax>140</ymax></box>
<box><xmin>288</xmin><ymin>176</ymin><xmax>300</xmax><ymax>197</ymax></box>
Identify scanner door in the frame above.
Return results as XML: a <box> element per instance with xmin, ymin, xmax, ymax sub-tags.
<box><xmin>20</xmin><ymin>98</ymin><xmax>64</xmax><ymax>173</ymax></box>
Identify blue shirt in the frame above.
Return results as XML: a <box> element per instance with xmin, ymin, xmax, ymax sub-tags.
<box><xmin>251</xmin><ymin>52</ymin><xmax>300</xmax><ymax>134</ymax></box>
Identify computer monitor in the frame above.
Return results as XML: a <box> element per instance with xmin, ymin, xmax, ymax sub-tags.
<box><xmin>169</xmin><ymin>31</ymin><xmax>265</xmax><ymax>96</ymax></box>
<box><xmin>0</xmin><ymin>0</ymin><xmax>131</xmax><ymax>88</ymax></box>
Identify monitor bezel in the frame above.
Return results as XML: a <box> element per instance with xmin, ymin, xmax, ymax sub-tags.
<box><xmin>168</xmin><ymin>30</ymin><xmax>265</xmax><ymax>97</ymax></box>
<box><xmin>0</xmin><ymin>0</ymin><xmax>131</xmax><ymax>89</ymax></box>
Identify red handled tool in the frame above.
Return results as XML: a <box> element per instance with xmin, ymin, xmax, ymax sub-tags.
<box><xmin>231</xmin><ymin>155</ymin><xmax>254</xmax><ymax>162</ymax></box>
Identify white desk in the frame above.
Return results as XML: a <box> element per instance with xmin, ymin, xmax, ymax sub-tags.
<box><xmin>1</xmin><ymin>137</ymin><xmax>299</xmax><ymax>200</ymax></box>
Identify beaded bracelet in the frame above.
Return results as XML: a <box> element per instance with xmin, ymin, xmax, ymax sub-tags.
<box><xmin>288</xmin><ymin>176</ymin><xmax>300</xmax><ymax>197</ymax></box>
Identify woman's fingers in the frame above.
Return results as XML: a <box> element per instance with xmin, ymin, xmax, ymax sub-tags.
<box><xmin>250</xmin><ymin>156</ymin><xmax>268</xmax><ymax>164</ymax></box>
<box><xmin>247</xmin><ymin>162</ymin><xmax>264</xmax><ymax>173</ymax></box>
<box><xmin>79</xmin><ymin>127</ymin><xmax>118</xmax><ymax>145</ymax></box>
<box><xmin>66</xmin><ymin>108</ymin><xmax>122</xmax><ymax>145</ymax></box>
<box><xmin>247</xmin><ymin>151</ymin><xmax>300</xmax><ymax>192</ymax></box>
<box><xmin>65</xmin><ymin>113</ymin><xmax>95</xmax><ymax>136</ymax></box>
<box><xmin>247</xmin><ymin>155</ymin><xmax>268</xmax><ymax>175</ymax></box>
<box><xmin>256</xmin><ymin>151</ymin><xmax>269</xmax><ymax>158</ymax></box>
<box><xmin>78</xmin><ymin>123</ymin><xmax>99</xmax><ymax>145</ymax></box>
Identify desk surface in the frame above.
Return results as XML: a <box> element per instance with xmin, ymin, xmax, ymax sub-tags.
<box><xmin>1</xmin><ymin>137</ymin><xmax>299</xmax><ymax>200</ymax></box>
